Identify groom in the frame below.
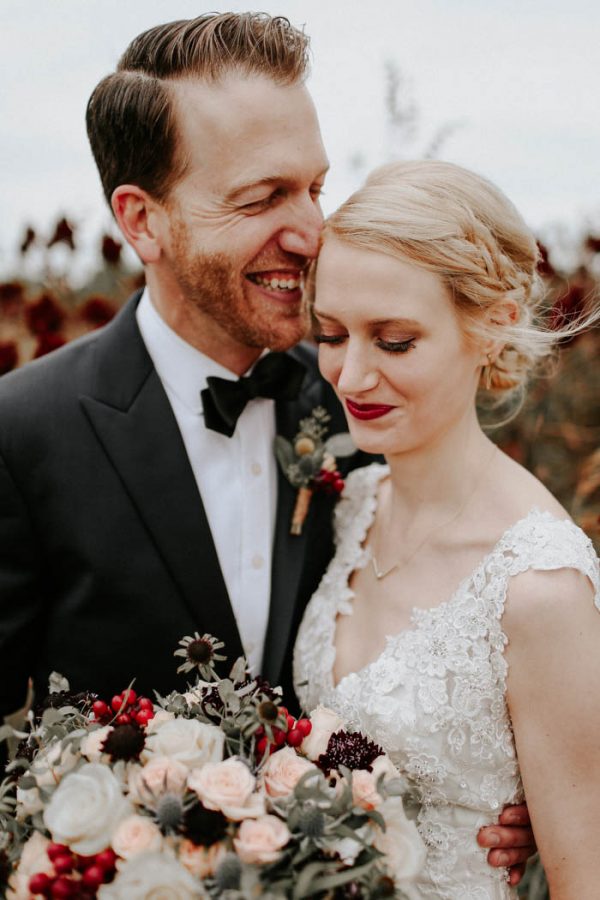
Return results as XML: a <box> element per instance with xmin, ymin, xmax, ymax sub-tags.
<box><xmin>0</xmin><ymin>12</ymin><xmax>532</xmax><ymax>878</ymax></box>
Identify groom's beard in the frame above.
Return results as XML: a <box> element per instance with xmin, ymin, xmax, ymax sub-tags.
<box><xmin>169</xmin><ymin>219</ymin><xmax>310</xmax><ymax>352</ymax></box>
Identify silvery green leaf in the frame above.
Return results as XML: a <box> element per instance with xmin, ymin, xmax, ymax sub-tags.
<box><xmin>274</xmin><ymin>436</ymin><xmax>295</xmax><ymax>470</ymax></box>
<box><xmin>229</xmin><ymin>656</ymin><xmax>247</xmax><ymax>684</ymax></box>
<box><xmin>324</xmin><ymin>433</ymin><xmax>357</xmax><ymax>457</ymax></box>
<box><xmin>48</xmin><ymin>671</ymin><xmax>70</xmax><ymax>694</ymax></box>
<box><xmin>301</xmin><ymin>858</ymin><xmax>376</xmax><ymax>895</ymax></box>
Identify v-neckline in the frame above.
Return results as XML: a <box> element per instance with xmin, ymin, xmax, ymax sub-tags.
<box><xmin>328</xmin><ymin>467</ymin><xmax>560</xmax><ymax>692</ymax></box>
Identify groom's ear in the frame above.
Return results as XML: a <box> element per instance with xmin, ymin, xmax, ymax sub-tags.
<box><xmin>111</xmin><ymin>185</ymin><xmax>164</xmax><ymax>265</ymax></box>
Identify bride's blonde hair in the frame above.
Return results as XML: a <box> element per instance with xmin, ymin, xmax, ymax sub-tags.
<box><xmin>317</xmin><ymin>160</ymin><xmax>597</xmax><ymax>423</ymax></box>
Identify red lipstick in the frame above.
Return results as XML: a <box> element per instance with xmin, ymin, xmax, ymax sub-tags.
<box><xmin>345</xmin><ymin>400</ymin><xmax>394</xmax><ymax>420</ymax></box>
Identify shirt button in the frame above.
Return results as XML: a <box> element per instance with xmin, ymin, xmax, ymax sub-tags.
<box><xmin>251</xmin><ymin>554</ymin><xmax>264</xmax><ymax>569</ymax></box>
<box><xmin>251</xmin><ymin>462</ymin><xmax>262</xmax><ymax>476</ymax></box>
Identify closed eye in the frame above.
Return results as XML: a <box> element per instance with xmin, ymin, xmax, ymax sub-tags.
<box><xmin>314</xmin><ymin>333</ymin><xmax>346</xmax><ymax>345</ymax></box>
<box><xmin>377</xmin><ymin>338</ymin><xmax>415</xmax><ymax>353</ymax></box>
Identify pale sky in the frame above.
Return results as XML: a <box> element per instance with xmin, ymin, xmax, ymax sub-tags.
<box><xmin>1</xmin><ymin>0</ymin><xmax>599</xmax><ymax>278</ymax></box>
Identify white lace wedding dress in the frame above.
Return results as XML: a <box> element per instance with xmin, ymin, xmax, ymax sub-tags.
<box><xmin>294</xmin><ymin>464</ymin><xmax>600</xmax><ymax>899</ymax></box>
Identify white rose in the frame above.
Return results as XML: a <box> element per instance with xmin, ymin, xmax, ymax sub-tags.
<box><xmin>261</xmin><ymin>746</ymin><xmax>317</xmax><ymax>798</ymax></box>
<box><xmin>111</xmin><ymin>814</ymin><xmax>163</xmax><ymax>859</ymax></box>
<box><xmin>179</xmin><ymin>839</ymin><xmax>226</xmax><ymax>879</ymax></box>
<box><xmin>326</xmin><ymin>826</ymin><xmax>370</xmax><ymax>865</ymax></box>
<box><xmin>6</xmin><ymin>832</ymin><xmax>53</xmax><ymax>900</ymax></box>
<box><xmin>233</xmin><ymin>815</ymin><xmax>290</xmax><ymax>864</ymax></box>
<box><xmin>143</xmin><ymin>718</ymin><xmax>224</xmax><ymax>770</ymax></box>
<box><xmin>98</xmin><ymin>851</ymin><xmax>204</xmax><ymax>899</ymax></box>
<box><xmin>301</xmin><ymin>706</ymin><xmax>344</xmax><ymax>760</ymax></box>
<box><xmin>352</xmin><ymin>755</ymin><xmax>405</xmax><ymax>810</ymax></box>
<box><xmin>128</xmin><ymin>757</ymin><xmax>189</xmax><ymax>806</ymax></box>
<box><xmin>81</xmin><ymin>725</ymin><xmax>113</xmax><ymax>762</ymax></box>
<box><xmin>144</xmin><ymin>709</ymin><xmax>175</xmax><ymax>734</ymax></box>
<box><xmin>374</xmin><ymin>796</ymin><xmax>427</xmax><ymax>885</ymax></box>
<box><xmin>43</xmin><ymin>762</ymin><xmax>132</xmax><ymax>855</ymax></box>
<box><xmin>188</xmin><ymin>758</ymin><xmax>264</xmax><ymax>820</ymax></box>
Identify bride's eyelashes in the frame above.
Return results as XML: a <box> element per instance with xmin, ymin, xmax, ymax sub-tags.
<box><xmin>314</xmin><ymin>333</ymin><xmax>416</xmax><ymax>354</ymax></box>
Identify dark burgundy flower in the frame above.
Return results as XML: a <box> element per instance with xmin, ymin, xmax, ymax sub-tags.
<box><xmin>47</xmin><ymin>217</ymin><xmax>75</xmax><ymax>250</ymax></box>
<box><xmin>0</xmin><ymin>281</ymin><xmax>25</xmax><ymax>313</ymax></box>
<box><xmin>79</xmin><ymin>296</ymin><xmax>116</xmax><ymax>328</ymax></box>
<box><xmin>584</xmin><ymin>235</ymin><xmax>600</xmax><ymax>254</ymax></box>
<box><xmin>101</xmin><ymin>235</ymin><xmax>122</xmax><ymax>265</ymax></box>
<box><xmin>33</xmin><ymin>332</ymin><xmax>67</xmax><ymax>358</ymax></box>
<box><xmin>25</xmin><ymin>293</ymin><xmax>66</xmax><ymax>335</ymax></box>
<box><xmin>101</xmin><ymin>723</ymin><xmax>145</xmax><ymax>762</ymax></box>
<box><xmin>0</xmin><ymin>341</ymin><xmax>18</xmax><ymax>376</ymax></box>
<box><xmin>183</xmin><ymin>802</ymin><xmax>228</xmax><ymax>846</ymax></box>
<box><xmin>20</xmin><ymin>226</ymin><xmax>36</xmax><ymax>254</ymax></box>
<box><xmin>549</xmin><ymin>284</ymin><xmax>587</xmax><ymax>341</ymax></box>
<box><xmin>317</xmin><ymin>730</ymin><xmax>383</xmax><ymax>775</ymax></box>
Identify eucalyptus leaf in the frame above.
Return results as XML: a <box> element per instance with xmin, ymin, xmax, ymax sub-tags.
<box><xmin>301</xmin><ymin>858</ymin><xmax>377</xmax><ymax>895</ymax></box>
<box><xmin>274</xmin><ymin>436</ymin><xmax>295</xmax><ymax>470</ymax></box>
<box><xmin>324</xmin><ymin>432</ymin><xmax>357</xmax><ymax>457</ymax></box>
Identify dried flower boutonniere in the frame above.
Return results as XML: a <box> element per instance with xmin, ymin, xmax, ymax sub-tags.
<box><xmin>275</xmin><ymin>406</ymin><xmax>356</xmax><ymax>535</ymax></box>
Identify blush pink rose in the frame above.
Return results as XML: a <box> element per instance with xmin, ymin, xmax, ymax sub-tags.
<box><xmin>111</xmin><ymin>815</ymin><xmax>163</xmax><ymax>859</ymax></box>
<box><xmin>300</xmin><ymin>706</ymin><xmax>344</xmax><ymax>761</ymax></box>
<box><xmin>178</xmin><ymin>840</ymin><xmax>226</xmax><ymax>878</ymax></box>
<box><xmin>188</xmin><ymin>758</ymin><xmax>264</xmax><ymax>820</ymax></box>
<box><xmin>262</xmin><ymin>747</ymin><xmax>317</xmax><ymax>798</ymax></box>
<box><xmin>6</xmin><ymin>833</ymin><xmax>53</xmax><ymax>900</ymax></box>
<box><xmin>233</xmin><ymin>815</ymin><xmax>290</xmax><ymax>864</ymax></box>
<box><xmin>128</xmin><ymin>756</ymin><xmax>189</xmax><ymax>806</ymax></box>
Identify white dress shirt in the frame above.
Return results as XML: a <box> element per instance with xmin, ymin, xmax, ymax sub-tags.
<box><xmin>136</xmin><ymin>290</ymin><xmax>277</xmax><ymax>674</ymax></box>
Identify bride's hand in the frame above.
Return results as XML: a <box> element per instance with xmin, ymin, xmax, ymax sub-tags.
<box><xmin>477</xmin><ymin>802</ymin><xmax>536</xmax><ymax>886</ymax></box>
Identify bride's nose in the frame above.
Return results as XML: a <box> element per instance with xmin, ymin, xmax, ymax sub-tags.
<box><xmin>336</xmin><ymin>340</ymin><xmax>379</xmax><ymax>395</ymax></box>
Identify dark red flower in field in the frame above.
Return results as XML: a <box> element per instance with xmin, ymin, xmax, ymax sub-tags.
<box><xmin>47</xmin><ymin>217</ymin><xmax>75</xmax><ymax>250</ymax></box>
<box><xmin>80</xmin><ymin>296</ymin><xmax>116</xmax><ymax>328</ymax></box>
<box><xmin>549</xmin><ymin>284</ymin><xmax>587</xmax><ymax>343</ymax></box>
<box><xmin>20</xmin><ymin>226</ymin><xmax>36</xmax><ymax>254</ymax></box>
<box><xmin>0</xmin><ymin>281</ymin><xmax>25</xmax><ymax>315</ymax></box>
<box><xmin>101</xmin><ymin>234</ymin><xmax>122</xmax><ymax>265</ymax></box>
<box><xmin>25</xmin><ymin>294</ymin><xmax>66</xmax><ymax>335</ymax></box>
<box><xmin>536</xmin><ymin>241</ymin><xmax>555</xmax><ymax>278</ymax></box>
<box><xmin>129</xmin><ymin>270</ymin><xmax>146</xmax><ymax>291</ymax></box>
<box><xmin>0</xmin><ymin>341</ymin><xmax>18</xmax><ymax>375</ymax></box>
<box><xmin>584</xmin><ymin>235</ymin><xmax>600</xmax><ymax>254</ymax></box>
<box><xmin>33</xmin><ymin>332</ymin><xmax>66</xmax><ymax>358</ymax></box>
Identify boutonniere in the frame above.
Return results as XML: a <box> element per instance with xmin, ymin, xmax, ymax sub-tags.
<box><xmin>275</xmin><ymin>406</ymin><xmax>356</xmax><ymax>535</ymax></box>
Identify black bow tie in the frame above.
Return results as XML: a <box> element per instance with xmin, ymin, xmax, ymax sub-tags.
<box><xmin>201</xmin><ymin>352</ymin><xmax>307</xmax><ymax>437</ymax></box>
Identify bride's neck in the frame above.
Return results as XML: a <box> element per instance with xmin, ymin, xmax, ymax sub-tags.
<box><xmin>383</xmin><ymin>414</ymin><xmax>494</xmax><ymax>519</ymax></box>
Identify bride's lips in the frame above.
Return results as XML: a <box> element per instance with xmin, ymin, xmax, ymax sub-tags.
<box><xmin>345</xmin><ymin>399</ymin><xmax>395</xmax><ymax>420</ymax></box>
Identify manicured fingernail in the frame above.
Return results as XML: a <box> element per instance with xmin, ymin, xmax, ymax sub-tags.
<box><xmin>485</xmin><ymin>833</ymin><xmax>500</xmax><ymax>846</ymax></box>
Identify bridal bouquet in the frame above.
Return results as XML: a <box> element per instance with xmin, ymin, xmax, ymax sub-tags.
<box><xmin>0</xmin><ymin>634</ymin><xmax>424</xmax><ymax>899</ymax></box>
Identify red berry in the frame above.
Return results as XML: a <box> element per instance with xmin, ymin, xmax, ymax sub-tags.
<box><xmin>47</xmin><ymin>843</ymin><xmax>70</xmax><ymax>862</ymax></box>
<box><xmin>286</xmin><ymin>714</ymin><xmax>296</xmax><ymax>731</ymax></box>
<box><xmin>121</xmin><ymin>688</ymin><xmax>137</xmax><ymax>707</ymax></box>
<box><xmin>296</xmin><ymin>718</ymin><xmax>312</xmax><ymax>737</ymax></box>
<box><xmin>333</xmin><ymin>478</ymin><xmax>344</xmax><ymax>493</ymax></box>
<box><xmin>133</xmin><ymin>709</ymin><xmax>152</xmax><ymax>727</ymax></box>
<box><xmin>82</xmin><ymin>865</ymin><xmax>107</xmax><ymax>889</ymax></box>
<box><xmin>29</xmin><ymin>872</ymin><xmax>52</xmax><ymax>896</ymax></box>
<box><xmin>51</xmin><ymin>877</ymin><xmax>75</xmax><ymax>898</ymax></box>
<box><xmin>115</xmin><ymin>713</ymin><xmax>131</xmax><ymax>726</ymax></box>
<box><xmin>74</xmin><ymin>854</ymin><xmax>96</xmax><ymax>872</ymax></box>
<box><xmin>91</xmin><ymin>700</ymin><xmax>109</xmax><ymax>719</ymax></box>
<box><xmin>137</xmin><ymin>697</ymin><xmax>154</xmax><ymax>711</ymax></box>
<box><xmin>94</xmin><ymin>848</ymin><xmax>117</xmax><ymax>871</ymax></box>
<box><xmin>256</xmin><ymin>736</ymin><xmax>268</xmax><ymax>757</ymax></box>
<box><xmin>279</xmin><ymin>706</ymin><xmax>288</xmax><ymax>718</ymax></box>
<box><xmin>53</xmin><ymin>855</ymin><xmax>74</xmax><ymax>875</ymax></box>
<box><xmin>110</xmin><ymin>695</ymin><xmax>124</xmax><ymax>713</ymax></box>
<box><xmin>272</xmin><ymin>727</ymin><xmax>286</xmax><ymax>746</ymax></box>
<box><xmin>287</xmin><ymin>727</ymin><xmax>304</xmax><ymax>747</ymax></box>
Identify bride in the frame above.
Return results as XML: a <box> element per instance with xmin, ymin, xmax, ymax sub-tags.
<box><xmin>294</xmin><ymin>160</ymin><xmax>600</xmax><ymax>899</ymax></box>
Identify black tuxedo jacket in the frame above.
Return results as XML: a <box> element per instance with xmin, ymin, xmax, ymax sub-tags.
<box><xmin>0</xmin><ymin>295</ymin><xmax>371</xmax><ymax>717</ymax></box>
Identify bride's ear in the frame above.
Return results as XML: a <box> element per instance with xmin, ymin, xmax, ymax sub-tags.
<box><xmin>479</xmin><ymin>298</ymin><xmax>520</xmax><ymax>363</ymax></box>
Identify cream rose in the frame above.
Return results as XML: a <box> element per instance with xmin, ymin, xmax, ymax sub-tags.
<box><xmin>261</xmin><ymin>746</ymin><xmax>317</xmax><ymax>798</ymax></box>
<box><xmin>188</xmin><ymin>757</ymin><xmax>264</xmax><ymax>820</ymax></box>
<box><xmin>32</xmin><ymin>739</ymin><xmax>79</xmax><ymax>788</ymax></box>
<box><xmin>97</xmin><ymin>851</ymin><xmax>204</xmax><ymax>899</ymax></box>
<box><xmin>143</xmin><ymin>718</ymin><xmax>224</xmax><ymax>770</ymax></box>
<box><xmin>81</xmin><ymin>725</ymin><xmax>113</xmax><ymax>762</ymax></box>
<box><xmin>300</xmin><ymin>706</ymin><xmax>344</xmax><ymax>760</ymax></box>
<box><xmin>111</xmin><ymin>814</ymin><xmax>163</xmax><ymax>859</ymax></box>
<box><xmin>6</xmin><ymin>832</ymin><xmax>53</xmax><ymax>900</ymax></box>
<box><xmin>43</xmin><ymin>762</ymin><xmax>132</xmax><ymax>855</ymax></box>
<box><xmin>351</xmin><ymin>769</ymin><xmax>382</xmax><ymax>810</ymax></box>
<box><xmin>374</xmin><ymin>796</ymin><xmax>426</xmax><ymax>885</ymax></box>
<box><xmin>144</xmin><ymin>709</ymin><xmax>175</xmax><ymax>734</ymax></box>
<box><xmin>128</xmin><ymin>756</ymin><xmax>189</xmax><ymax>806</ymax></box>
<box><xmin>233</xmin><ymin>815</ymin><xmax>290</xmax><ymax>865</ymax></box>
<box><xmin>16</xmin><ymin>785</ymin><xmax>44</xmax><ymax>819</ymax></box>
<box><xmin>179</xmin><ymin>839</ymin><xmax>226</xmax><ymax>879</ymax></box>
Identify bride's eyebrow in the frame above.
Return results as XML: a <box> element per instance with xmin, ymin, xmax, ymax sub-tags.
<box><xmin>313</xmin><ymin>311</ymin><xmax>421</xmax><ymax>329</ymax></box>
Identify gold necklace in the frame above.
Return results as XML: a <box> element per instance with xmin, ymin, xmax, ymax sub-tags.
<box><xmin>371</xmin><ymin>445</ymin><xmax>498</xmax><ymax>581</ymax></box>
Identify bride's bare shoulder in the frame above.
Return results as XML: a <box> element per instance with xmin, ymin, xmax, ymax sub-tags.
<box><xmin>491</xmin><ymin>449</ymin><xmax>570</xmax><ymax>521</ymax></box>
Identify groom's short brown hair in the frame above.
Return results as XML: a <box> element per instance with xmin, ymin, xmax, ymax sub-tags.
<box><xmin>86</xmin><ymin>13</ymin><xmax>310</xmax><ymax>205</ymax></box>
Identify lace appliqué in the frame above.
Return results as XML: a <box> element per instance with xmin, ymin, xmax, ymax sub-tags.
<box><xmin>293</xmin><ymin>464</ymin><xmax>600</xmax><ymax>899</ymax></box>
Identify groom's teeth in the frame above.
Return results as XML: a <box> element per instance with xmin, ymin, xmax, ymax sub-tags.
<box><xmin>250</xmin><ymin>274</ymin><xmax>301</xmax><ymax>291</ymax></box>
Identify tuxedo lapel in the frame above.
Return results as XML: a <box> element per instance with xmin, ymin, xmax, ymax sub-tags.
<box><xmin>78</xmin><ymin>297</ymin><xmax>243</xmax><ymax>663</ymax></box>
<box><xmin>262</xmin><ymin>368</ymin><xmax>324</xmax><ymax>686</ymax></box>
